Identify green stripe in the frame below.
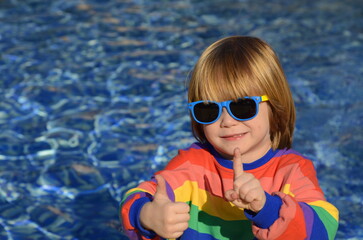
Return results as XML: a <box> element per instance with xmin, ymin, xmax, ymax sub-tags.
<box><xmin>188</xmin><ymin>203</ymin><xmax>254</xmax><ymax>240</ymax></box>
<box><xmin>121</xmin><ymin>189</ymin><xmax>143</xmax><ymax>203</ymax></box>
<box><xmin>310</xmin><ymin>205</ymin><xmax>338</xmax><ymax>240</ymax></box>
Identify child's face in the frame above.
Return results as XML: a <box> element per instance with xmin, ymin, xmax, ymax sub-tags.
<box><xmin>203</xmin><ymin>102</ymin><xmax>271</xmax><ymax>163</ymax></box>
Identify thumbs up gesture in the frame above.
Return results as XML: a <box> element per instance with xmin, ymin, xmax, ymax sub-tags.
<box><xmin>225</xmin><ymin>148</ymin><xmax>266</xmax><ymax>213</ymax></box>
<box><xmin>140</xmin><ymin>175</ymin><xmax>190</xmax><ymax>238</ymax></box>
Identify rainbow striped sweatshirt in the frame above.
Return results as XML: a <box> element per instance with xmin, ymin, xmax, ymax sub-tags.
<box><xmin>120</xmin><ymin>142</ymin><xmax>339</xmax><ymax>239</ymax></box>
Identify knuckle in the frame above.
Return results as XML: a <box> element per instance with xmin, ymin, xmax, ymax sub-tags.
<box><xmin>173</xmin><ymin>232</ymin><xmax>183</xmax><ymax>238</ymax></box>
<box><xmin>245</xmin><ymin>194</ymin><xmax>254</xmax><ymax>202</ymax></box>
<box><xmin>165</xmin><ymin>203</ymin><xmax>175</xmax><ymax>212</ymax></box>
<box><xmin>185</xmin><ymin>205</ymin><xmax>191</xmax><ymax>212</ymax></box>
<box><xmin>163</xmin><ymin>215</ymin><xmax>174</xmax><ymax>225</ymax></box>
<box><xmin>245</xmin><ymin>172</ymin><xmax>254</xmax><ymax>177</ymax></box>
<box><xmin>238</xmin><ymin>186</ymin><xmax>248</xmax><ymax>196</ymax></box>
<box><xmin>178</xmin><ymin>202</ymin><xmax>190</xmax><ymax>212</ymax></box>
<box><xmin>163</xmin><ymin>224</ymin><xmax>174</xmax><ymax>234</ymax></box>
<box><xmin>181</xmin><ymin>223</ymin><xmax>189</xmax><ymax>231</ymax></box>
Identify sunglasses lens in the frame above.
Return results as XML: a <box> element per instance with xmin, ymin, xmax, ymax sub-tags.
<box><xmin>194</xmin><ymin>102</ymin><xmax>219</xmax><ymax>123</ymax></box>
<box><xmin>230</xmin><ymin>99</ymin><xmax>257</xmax><ymax>120</ymax></box>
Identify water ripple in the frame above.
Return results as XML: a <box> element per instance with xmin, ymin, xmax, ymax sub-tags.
<box><xmin>0</xmin><ymin>0</ymin><xmax>362</xmax><ymax>239</ymax></box>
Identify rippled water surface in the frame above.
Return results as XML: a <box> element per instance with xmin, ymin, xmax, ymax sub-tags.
<box><xmin>0</xmin><ymin>0</ymin><xmax>362</xmax><ymax>239</ymax></box>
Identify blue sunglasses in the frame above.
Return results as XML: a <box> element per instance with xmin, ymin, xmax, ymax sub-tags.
<box><xmin>188</xmin><ymin>95</ymin><xmax>269</xmax><ymax>124</ymax></box>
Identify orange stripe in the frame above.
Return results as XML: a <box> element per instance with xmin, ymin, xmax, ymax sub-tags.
<box><xmin>158</xmin><ymin>161</ymin><xmax>234</xmax><ymax>198</ymax></box>
<box><xmin>121</xmin><ymin>194</ymin><xmax>140</xmax><ymax>229</ymax></box>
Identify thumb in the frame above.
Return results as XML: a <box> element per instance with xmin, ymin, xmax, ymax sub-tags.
<box><xmin>154</xmin><ymin>175</ymin><xmax>171</xmax><ymax>201</ymax></box>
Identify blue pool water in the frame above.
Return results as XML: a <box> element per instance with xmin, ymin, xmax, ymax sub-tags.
<box><xmin>0</xmin><ymin>0</ymin><xmax>362</xmax><ymax>239</ymax></box>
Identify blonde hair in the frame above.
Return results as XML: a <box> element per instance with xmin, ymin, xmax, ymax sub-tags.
<box><xmin>188</xmin><ymin>36</ymin><xmax>295</xmax><ymax>149</ymax></box>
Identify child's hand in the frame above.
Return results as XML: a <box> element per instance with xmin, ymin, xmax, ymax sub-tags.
<box><xmin>225</xmin><ymin>148</ymin><xmax>266</xmax><ymax>213</ymax></box>
<box><xmin>140</xmin><ymin>175</ymin><xmax>190</xmax><ymax>238</ymax></box>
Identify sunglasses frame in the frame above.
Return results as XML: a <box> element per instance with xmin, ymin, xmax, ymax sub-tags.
<box><xmin>188</xmin><ymin>95</ymin><xmax>269</xmax><ymax>124</ymax></box>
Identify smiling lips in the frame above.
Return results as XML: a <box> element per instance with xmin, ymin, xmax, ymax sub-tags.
<box><xmin>221</xmin><ymin>133</ymin><xmax>246</xmax><ymax>140</ymax></box>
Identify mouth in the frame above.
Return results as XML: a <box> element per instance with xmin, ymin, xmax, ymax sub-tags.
<box><xmin>221</xmin><ymin>133</ymin><xmax>246</xmax><ymax>140</ymax></box>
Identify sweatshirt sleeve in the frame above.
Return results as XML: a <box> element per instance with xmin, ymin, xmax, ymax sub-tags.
<box><xmin>120</xmin><ymin>179</ymin><xmax>162</xmax><ymax>240</ymax></box>
<box><xmin>252</xmin><ymin>159</ymin><xmax>339</xmax><ymax>240</ymax></box>
<box><xmin>120</xmin><ymin>151</ymin><xmax>186</xmax><ymax>240</ymax></box>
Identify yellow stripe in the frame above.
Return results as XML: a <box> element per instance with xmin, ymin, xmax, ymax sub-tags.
<box><xmin>174</xmin><ymin>180</ymin><xmax>247</xmax><ymax>221</ymax></box>
<box><xmin>280</xmin><ymin>184</ymin><xmax>338</xmax><ymax>222</ymax></box>
<box><xmin>281</xmin><ymin>184</ymin><xmax>295</xmax><ymax>197</ymax></box>
<box><xmin>308</xmin><ymin>200</ymin><xmax>339</xmax><ymax>222</ymax></box>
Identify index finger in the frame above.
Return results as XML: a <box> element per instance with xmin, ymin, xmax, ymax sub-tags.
<box><xmin>233</xmin><ymin>148</ymin><xmax>244</xmax><ymax>180</ymax></box>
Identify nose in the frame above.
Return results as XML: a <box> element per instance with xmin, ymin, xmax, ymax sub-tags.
<box><xmin>220</xmin><ymin>108</ymin><xmax>238</xmax><ymax>127</ymax></box>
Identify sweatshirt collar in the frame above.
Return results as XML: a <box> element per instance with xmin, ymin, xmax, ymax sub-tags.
<box><xmin>207</xmin><ymin>144</ymin><xmax>278</xmax><ymax>171</ymax></box>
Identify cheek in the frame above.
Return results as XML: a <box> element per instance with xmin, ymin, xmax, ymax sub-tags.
<box><xmin>253</xmin><ymin>120</ymin><xmax>270</xmax><ymax>137</ymax></box>
<box><xmin>202</xmin><ymin>124</ymin><xmax>213</xmax><ymax>138</ymax></box>
<box><xmin>202</xmin><ymin>124</ymin><xmax>220</xmax><ymax>143</ymax></box>
<box><xmin>256</xmin><ymin>104</ymin><xmax>271</xmax><ymax>132</ymax></box>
